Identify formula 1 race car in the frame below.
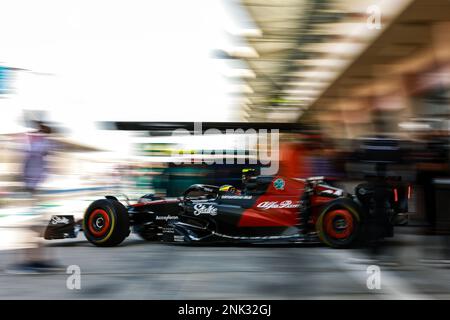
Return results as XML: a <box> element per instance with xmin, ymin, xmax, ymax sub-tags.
<box><xmin>44</xmin><ymin>172</ymin><xmax>411</xmax><ymax>249</ymax></box>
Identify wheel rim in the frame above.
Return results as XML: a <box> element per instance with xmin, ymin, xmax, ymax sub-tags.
<box><xmin>324</xmin><ymin>209</ymin><xmax>354</xmax><ymax>240</ymax></box>
<box><xmin>88</xmin><ymin>209</ymin><xmax>111</xmax><ymax>237</ymax></box>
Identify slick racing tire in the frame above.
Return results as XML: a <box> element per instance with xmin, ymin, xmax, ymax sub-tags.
<box><xmin>83</xmin><ymin>199</ymin><xmax>130</xmax><ymax>247</ymax></box>
<box><xmin>316</xmin><ymin>198</ymin><xmax>362</xmax><ymax>249</ymax></box>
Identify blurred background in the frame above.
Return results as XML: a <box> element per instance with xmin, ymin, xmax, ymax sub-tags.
<box><xmin>1</xmin><ymin>0</ymin><xmax>450</xmax><ymax>299</ymax></box>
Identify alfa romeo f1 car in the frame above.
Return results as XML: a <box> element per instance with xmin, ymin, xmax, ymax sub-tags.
<box><xmin>44</xmin><ymin>173</ymin><xmax>410</xmax><ymax>249</ymax></box>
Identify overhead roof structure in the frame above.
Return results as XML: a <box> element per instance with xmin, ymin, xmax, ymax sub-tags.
<box><xmin>237</xmin><ymin>0</ymin><xmax>413</xmax><ymax>122</ymax></box>
<box><xmin>305</xmin><ymin>0</ymin><xmax>450</xmax><ymax>123</ymax></box>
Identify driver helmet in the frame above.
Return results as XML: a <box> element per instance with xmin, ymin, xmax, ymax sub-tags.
<box><xmin>219</xmin><ymin>185</ymin><xmax>239</xmax><ymax>194</ymax></box>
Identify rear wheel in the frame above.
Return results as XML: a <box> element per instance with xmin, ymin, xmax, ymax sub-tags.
<box><xmin>83</xmin><ymin>199</ymin><xmax>130</xmax><ymax>247</ymax></box>
<box><xmin>316</xmin><ymin>198</ymin><xmax>362</xmax><ymax>248</ymax></box>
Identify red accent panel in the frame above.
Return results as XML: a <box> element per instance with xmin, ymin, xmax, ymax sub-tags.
<box><xmin>311</xmin><ymin>196</ymin><xmax>333</xmax><ymax>206</ymax></box>
<box><xmin>239</xmin><ymin>176</ymin><xmax>304</xmax><ymax>227</ymax></box>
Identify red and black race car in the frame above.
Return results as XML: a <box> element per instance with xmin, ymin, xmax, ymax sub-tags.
<box><xmin>44</xmin><ymin>172</ymin><xmax>411</xmax><ymax>249</ymax></box>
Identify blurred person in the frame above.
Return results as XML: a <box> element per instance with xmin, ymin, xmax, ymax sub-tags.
<box><xmin>413</xmin><ymin>129</ymin><xmax>450</xmax><ymax>264</ymax></box>
<box><xmin>240</xmin><ymin>168</ymin><xmax>258</xmax><ymax>193</ymax></box>
<box><xmin>307</xmin><ymin>138</ymin><xmax>344</xmax><ymax>187</ymax></box>
<box><xmin>416</xmin><ymin>130</ymin><xmax>450</xmax><ymax>233</ymax></box>
<box><xmin>278</xmin><ymin>134</ymin><xmax>312</xmax><ymax>179</ymax></box>
<box><xmin>23</xmin><ymin>121</ymin><xmax>52</xmax><ymax>193</ymax></box>
<box><xmin>8</xmin><ymin>121</ymin><xmax>61</xmax><ymax>273</ymax></box>
<box><xmin>279</xmin><ymin>134</ymin><xmax>317</xmax><ymax>235</ymax></box>
<box><xmin>297</xmin><ymin>146</ymin><xmax>340</xmax><ymax>235</ymax></box>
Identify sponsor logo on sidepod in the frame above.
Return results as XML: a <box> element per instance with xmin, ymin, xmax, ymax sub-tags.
<box><xmin>193</xmin><ymin>204</ymin><xmax>218</xmax><ymax>216</ymax></box>
<box><xmin>257</xmin><ymin>200</ymin><xmax>300</xmax><ymax>210</ymax></box>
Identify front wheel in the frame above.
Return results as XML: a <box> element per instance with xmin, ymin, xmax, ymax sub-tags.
<box><xmin>316</xmin><ymin>198</ymin><xmax>363</xmax><ymax>248</ymax></box>
<box><xmin>83</xmin><ymin>199</ymin><xmax>130</xmax><ymax>247</ymax></box>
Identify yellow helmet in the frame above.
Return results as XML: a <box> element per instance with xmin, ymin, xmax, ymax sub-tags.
<box><xmin>219</xmin><ymin>185</ymin><xmax>236</xmax><ymax>193</ymax></box>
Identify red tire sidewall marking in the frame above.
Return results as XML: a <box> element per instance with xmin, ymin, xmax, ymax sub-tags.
<box><xmin>324</xmin><ymin>209</ymin><xmax>354</xmax><ymax>239</ymax></box>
